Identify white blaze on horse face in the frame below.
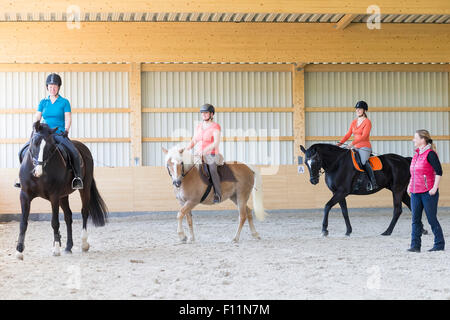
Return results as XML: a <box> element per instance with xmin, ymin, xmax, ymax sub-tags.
<box><xmin>307</xmin><ymin>159</ymin><xmax>312</xmax><ymax>169</ymax></box>
<box><xmin>171</xmin><ymin>158</ymin><xmax>178</xmax><ymax>178</ymax></box>
<box><xmin>34</xmin><ymin>139</ymin><xmax>46</xmax><ymax>177</ymax></box>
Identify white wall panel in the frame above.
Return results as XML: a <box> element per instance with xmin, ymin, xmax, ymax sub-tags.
<box><xmin>142</xmin><ymin>71</ymin><xmax>294</xmax><ymax>165</ymax></box>
<box><xmin>305</xmin><ymin>72</ymin><xmax>449</xmax><ymax>163</ymax></box>
<box><xmin>0</xmin><ymin>71</ymin><xmax>130</xmax><ymax>168</ymax></box>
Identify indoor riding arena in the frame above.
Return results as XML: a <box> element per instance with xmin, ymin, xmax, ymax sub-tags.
<box><xmin>0</xmin><ymin>1</ymin><xmax>449</xmax><ymax>301</ymax></box>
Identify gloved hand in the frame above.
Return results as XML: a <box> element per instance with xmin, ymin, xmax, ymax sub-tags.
<box><xmin>62</xmin><ymin>130</ymin><xmax>69</xmax><ymax>138</ymax></box>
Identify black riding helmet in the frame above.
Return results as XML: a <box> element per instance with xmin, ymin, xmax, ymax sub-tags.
<box><xmin>200</xmin><ymin>103</ymin><xmax>215</xmax><ymax>115</ymax></box>
<box><xmin>46</xmin><ymin>73</ymin><xmax>62</xmax><ymax>87</ymax></box>
<box><xmin>355</xmin><ymin>100</ymin><xmax>368</xmax><ymax>111</ymax></box>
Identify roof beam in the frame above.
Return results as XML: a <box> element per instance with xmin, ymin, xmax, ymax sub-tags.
<box><xmin>334</xmin><ymin>14</ymin><xmax>357</xmax><ymax>30</ymax></box>
<box><xmin>0</xmin><ymin>22</ymin><xmax>448</xmax><ymax>63</ymax></box>
<box><xmin>1</xmin><ymin>0</ymin><xmax>449</xmax><ymax>15</ymax></box>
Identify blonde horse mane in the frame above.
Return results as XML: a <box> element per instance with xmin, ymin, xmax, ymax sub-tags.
<box><xmin>165</xmin><ymin>144</ymin><xmax>196</xmax><ymax>165</ymax></box>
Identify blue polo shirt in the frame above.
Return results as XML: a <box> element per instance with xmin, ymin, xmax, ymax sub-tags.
<box><xmin>37</xmin><ymin>95</ymin><xmax>71</xmax><ymax>133</ymax></box>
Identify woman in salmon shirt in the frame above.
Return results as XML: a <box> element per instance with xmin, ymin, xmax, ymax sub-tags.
<box><xmin>184</xmin><ymin>104</ymin><xmax>222</xmax><ymax>203</ymax></box>
<box><xmin>337</xmin><ymin>100</ymin><xmax>378</xmax><ymax>190</ymax></box>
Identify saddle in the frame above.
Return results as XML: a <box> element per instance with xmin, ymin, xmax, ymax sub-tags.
<box><xmin>197</xmin><ymin>156</ymin><xmax>237</xmax><ymax>203</ymax></box>
<box><xmin>199</xmin><ymin>162</ymin><xmax>237</xmax><ymax>185</ymax></box>
<box><xmin>351</xmin><ymin>150</ymin><xmax>382</xmax><ymax>172</ymax></box>
<box><xmin>22</xmin><ymin>143</ymin><xmax>83</xmax><ymax>169</ymax></box>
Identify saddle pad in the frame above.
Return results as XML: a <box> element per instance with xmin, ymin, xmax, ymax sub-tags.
<box><xmin>199</xmin><ymin>163</ymin><xmax>237</xmax><ymax>185</ymax></box>
<box><xmin>351</xmin><ymin>150</ymin><xmax>382</xmax><ymax>172</ymax></box>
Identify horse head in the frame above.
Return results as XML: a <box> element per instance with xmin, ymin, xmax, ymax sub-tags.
<box><xmin>300</xmin><ymin>145</ymin><xmax>323</xmax><ymax>185</ymax></box>
<box><xmin>29</xmin><ymin>121</ymin><xmax>58</xmax><ymax>177</ymax></box>
<box><xmin>162</xmin><ymin>144</ymin><xmax>196</xmax><ymax>188</ymax></box>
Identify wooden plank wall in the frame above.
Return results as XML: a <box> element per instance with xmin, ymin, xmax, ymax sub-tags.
<box><xmin>1</xmin><ymin>164</ymin><xmax>449</xmax><ymax>214</ymax></box>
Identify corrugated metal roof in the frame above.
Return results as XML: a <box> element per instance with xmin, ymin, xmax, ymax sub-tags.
<box><xmin>0</xmin><ymin>12</ymin><xmax>449</xmax><ymax>23</ymax></box>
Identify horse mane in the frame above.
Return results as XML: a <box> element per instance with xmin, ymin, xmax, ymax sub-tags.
<box><xmin>165</xmin><ymin>144</ymin><xmax>195</xmax><ymax>165</ymax></box>
<box><xmin>307</xmin><ymin>143</ymin><xmax>347</xmax><ymax>156</ymax></box>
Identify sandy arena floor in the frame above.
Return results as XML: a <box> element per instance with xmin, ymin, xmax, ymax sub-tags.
<box><xmin>1</xmin><ymin>208</ymin><xmax>449</xmax><ymax>300</ymax></box>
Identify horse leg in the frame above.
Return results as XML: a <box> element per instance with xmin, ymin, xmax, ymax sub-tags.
<box><xmin>78</xmin><ymin>188</ymin><xmax>91</xmax><ymax>252</ymax></box>
<box><xmin>232</xmin><ymin>202</ymin><xmax>248</xmax><ymax>243</ymax></box>
<box><xmin>382</xmin><ymin>190</ymin><xmax>404</xmax><ymax>236</ymax></box>
<box><xmin>16</xmin><ymin>191</ymin><xmax>32</xmax><ymax>260</ymax></box>
<box><xmin>402</xmin><ymin>191</ymin><xmax>428</xmax><ymax>235</ymax></box>
<box><xmin>60</xmin><ymin>196</ymin><xmax>73</xmax><ymax>253</ymax></box>
<box><xmin>50</xmin><ymin>197</ymin><xmax>62</xmax><ymax>256</ymax></box>
<box><xmin>177</xmin><ymin>201</ymin><xmax>196</xmax><ymax>243</ymax></box>
<box><xmin>322</xmin><ymin>192</ymin><xmax>345</xmax><ymax>237</ymax></box>
<box><xmin>246</xmin><ymin>205</ymin><xmax>261</xmax><ymax>240</ymax></box>
<box><xmin>185</xmin><ymin>211</ymin><xmax>195</xmax><ymax>243</ymax></box>
<box><xmin>339</xmin><ymin>198</ymin><xmax>352</xmax><ymax>236</ymax></box>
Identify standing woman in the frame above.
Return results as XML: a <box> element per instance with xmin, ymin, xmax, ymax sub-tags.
<box><xmin>407</xmin><ymin>130</ymin><xmax>444</xmax><ymax>252</ymax></box>
<box><xmin>183</xmin><ymin>103</ymin><xmax>222</xmax><ymax>203</ymax></box>
<box><xmin>337</xmin><ymin>100</ymin><xmax>378</xmax><ymax>190</ymax></box>
<box><xmin>15</xmin><ymin>73</ymin><xmax>83</xmax><ymax>189</ymax></box>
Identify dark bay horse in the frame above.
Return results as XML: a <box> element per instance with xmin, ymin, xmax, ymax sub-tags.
<box><xmin>300</xmin><ymin>143</ymin><xmax>426</xmax><ymax>237</ymax></box>
<box><xmin>15</xmin><ymin>122</ymin><xmax>108</xmax><ymax>259</ymax></box>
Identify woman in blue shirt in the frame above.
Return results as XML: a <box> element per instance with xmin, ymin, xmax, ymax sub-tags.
<box><xmin>15</xmin><ymin>73</ymin><xmax>83</xmax><ymax>189</ymax></box>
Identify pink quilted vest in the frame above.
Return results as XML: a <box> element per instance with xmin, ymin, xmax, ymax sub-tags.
<box><xmin>409</xmin><ymin>147</ymin><xmax>436</xmax><ymax>193</ymax></box>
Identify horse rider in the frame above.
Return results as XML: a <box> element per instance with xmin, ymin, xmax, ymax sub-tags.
<box><xmin>183</xmin><ymin>103</ymin><xmax>222</xmax><ymax>203</ymax></box>
<box><xmin>15</xmin><ymin>73</ymin><xmax>83</xmax><ymax>189</ymax></box>
<box><xmin>337</xmin><ymin>100</ymin><xmax>378</xmax><ymax>190</ymax></box>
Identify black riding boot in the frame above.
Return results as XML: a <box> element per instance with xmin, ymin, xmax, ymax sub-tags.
<box><xmin>364</xmin><ymin>162</ymin><xmax>378</xmax><ymax>191</ymax></box>
<box><xmin>208</xmin><ymin>163</ymin><xmax>222</xmax><ymax>203</ymax></box>
<box><xmin>55</xmin><ymin>135</ymin><xmax>83</xmax><ymax>190</ymax></box>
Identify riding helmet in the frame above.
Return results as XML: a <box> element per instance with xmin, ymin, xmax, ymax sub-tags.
<box><xmin>355</xmin><ymin>100</ymin><xmax>368</xmax><ymax>111</ymax></box>
<box><xmin>46</xmin><ymin>73</ymin><xmax>62</xmax><ymax>87</ymax></box>
<box><xmin>200</xmin><ymin>103</ymin><xmax>215</xmax><ymax>115</ymax></box>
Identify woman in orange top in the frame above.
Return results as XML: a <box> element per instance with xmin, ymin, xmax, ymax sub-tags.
<box><xmin>184</xmin><ymin>104</ymin><xmax>222</xmax><ymax>203</ymax></box>
<box><xmin>337</xmin><ymin>100</ymin><xmax>378</xmax><ymax>190</ymax></box>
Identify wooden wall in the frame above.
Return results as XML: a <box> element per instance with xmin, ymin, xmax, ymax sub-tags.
<box><xmin>1</xmin><ymin>164</ymin><xmax>449</xmax><ymax>214</ymax></box>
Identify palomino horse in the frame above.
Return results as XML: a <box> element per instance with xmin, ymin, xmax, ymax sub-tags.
<box><xmin>300</xmin><ymin>143</ymin><xmax>427</xmax><ymax>237</ymax></box>
<box><xmin>162</xmin><ymin>145</ymin><xmax>267</xmax><ymax>243</ymax></box>
<box><xmin>16</xmin><ymin>121</ymin><xmax>108</xmax><ymax>259</ymax></box>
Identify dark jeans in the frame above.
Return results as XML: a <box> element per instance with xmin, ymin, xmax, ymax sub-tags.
<box><xmin>19</xmin><ymin>136</ymin><xmax>81</xmax><ymax>178</ymax></box>
<box><xmin>411</xmin><ymin>191</ymin><xmax>444</xmax><ymax>250</ymax></box>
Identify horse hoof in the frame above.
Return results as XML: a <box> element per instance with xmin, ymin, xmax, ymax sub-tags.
<box><xmin>232</xmin><ymin>238</ymin><xmax>239</xmax><ymax>243</ymax></box>
<box><xmin>64</xmin><ymin>249</ymin><xmax>72</xmax><ymax>254</ymax></box>
<box><xmin>381</xmin><ymin>231</ymin><xmax>391</xmax><ymax>236</ymax></box>
<box><xmin>82</xmin><ymin>243</ymin><xmax>90</xmax><ymax>252</ymax></box>
<box><xmin>179</xmin><ymin>236</ymin><xmax>187</xmax><ymax>244</ymax></box>
<box><xmin>53</xmin><ymin>251</ymin><xmax>61</xmax><ymax>257</ymax></box>
<box><xmin>187</xmin><ymin>238</ymin><xmax>195</xmax><ymax>244</ymax></box>
<box><xmin>252</xmin><ymin>233</ymin><xmax>261</xmax><ymax>240</ymax></box>
<box><xmin>345</xmin><ymin>233</ymin><xmax>351</xmax><ymax>237</ymax></box>
<box><xmin>321</xmin><ymin>231</ymin><xmax>329</xmax><ymax>237</ymax></box>
<box><xmin>16</xmin><ymin>251</ymin><xmax>24</xmax><ymax>260</ymax></box>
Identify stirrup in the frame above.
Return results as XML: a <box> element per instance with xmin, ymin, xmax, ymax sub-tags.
<box><xmin>213</xmin><ymin>194</ymin><xmax>221</xmax><ymax>203</ymax></box>
<box><xmin>14</xmin><ymin>181</ymin><xmax>21</xmax><ymax>188</ymax></box>
<box><xmin>72</xmin><ymin>177</ymin><xmax>84</xmax><ymax>190</ymax></box>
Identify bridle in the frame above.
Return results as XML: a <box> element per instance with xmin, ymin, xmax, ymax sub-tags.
<box><xmin>30</xmin><ymin>133</ymin><xmax>62</xmax><ymax>169</ymax></box>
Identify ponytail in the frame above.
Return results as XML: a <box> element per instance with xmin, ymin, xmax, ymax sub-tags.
<box><xmin>416</xmin><ymin>129</ymin><xmax>436</xmax><ymax>152</ymax></box>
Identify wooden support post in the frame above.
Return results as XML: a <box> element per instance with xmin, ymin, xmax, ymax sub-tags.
<box><xmin>292</xmin><ymin>62</ymin><xmax>306</xmax><ymax>162</ymax></box>
<box><xmin>129</xmin><ymin>62</ymin><xmax>142</xmax><ymax>166</ymax></box>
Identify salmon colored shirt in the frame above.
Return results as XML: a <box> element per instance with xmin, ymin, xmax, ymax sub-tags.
<box><xmin>340</xmin><ymin>118</ymin><xmax>372</xmax><ymax>149</ymax></box>
<box><xmin>194</xmin><ymin>122</ymin><xmax>221</xmax><ymax>155</ymax></box>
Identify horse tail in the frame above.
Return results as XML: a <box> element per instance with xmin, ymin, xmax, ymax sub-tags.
<box><xmin>88</xmin><ymin>178</ymin><xmax>109</xmax><ymax>227</ymax></box>
<box><xmin>248</xmin><ymin>165</ymin><xmax>268</xmax><ymax>221</ymax></box>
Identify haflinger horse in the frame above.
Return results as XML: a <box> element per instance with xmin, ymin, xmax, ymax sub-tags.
<box><xmin>162</xmin><ymin>145</ymin><xmax>267</xmax><ymax>243</ymax></box>
<box><xmin>300</xmin><ymin>143</ymin><xmax>426</xmax><ymax>237</ymax></box>
<box><xmin>15</xmin><ymin>121</ymin><xmax>108</xmax><ymax>259</ymax></box>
